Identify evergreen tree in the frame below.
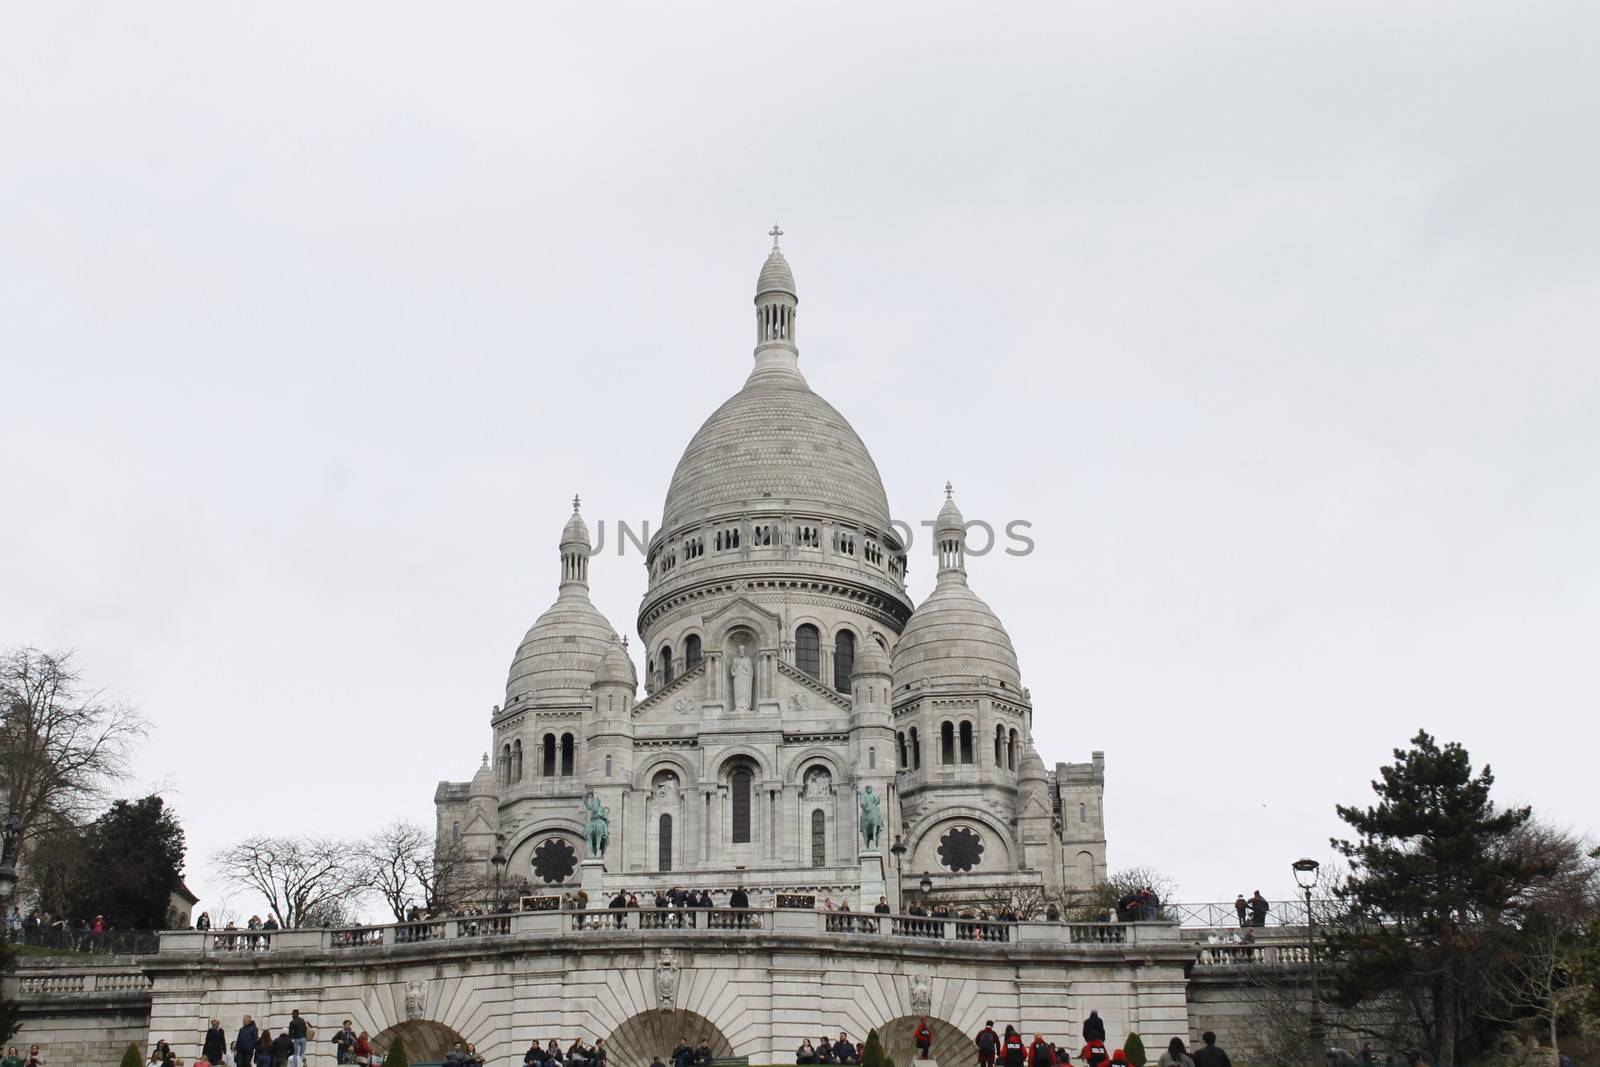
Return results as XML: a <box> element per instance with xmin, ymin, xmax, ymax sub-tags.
<box><xmin>70</xmin><ymin>795</ymin><xmax>187</xmax><ymax>929</ymax></box>
<box><xmin>862</xmin><ymin>1029</ymin><xmax>888</xmax><ymax>1067</ymax></box>
<box><xmin>1123</xmin><ymin>1033</ymin><xmax>1145</xmax><ymax>1067</ymax></box>
<box><xmin>119</xmin><ymin>1043</ymin><xmax>144</xmax><ymax>1067</ymax></box>
<box><xmin>385</xmin><ymin>1035</ymin><xmax>411</xmax><ymax>1067</ymax></box>
<box><xmin>1327</xmin><ymin>729</ymin><xmax>1538</xmax><ymax>1066</ymax></box>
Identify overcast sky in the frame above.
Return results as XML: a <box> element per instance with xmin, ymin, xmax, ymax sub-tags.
<box><xmin>4</xmin><ymin>2</ymin><xmax>1597</xmax><ymax>920</ymax></box>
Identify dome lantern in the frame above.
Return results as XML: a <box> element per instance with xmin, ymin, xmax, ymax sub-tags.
<box><xmin>935</xmin><ymin>482</ymin><xmax>967</xmax><ymax>585</ymax></box>
<box><xmin>560</xmin><ymin>494</ymin><xmax>591</xmax><ymax>590</ymax></box>
<box><xmin>752</xmin><ymin>223</ymin><xmax>801</xmax><ymax>381</ymax></box>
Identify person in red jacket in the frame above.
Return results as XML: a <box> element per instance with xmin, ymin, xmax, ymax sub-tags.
<box><xmin>1001</xmin><ymin>1027</ymin><xmax>1027</xmax><ymax>1067</ymax></box>
<box><xmin>1081</xmin><ymin>1041</ymin><xmax>1110</xmax><ymax>1067</ymax></box>
<box><xmin>914</xmin><ymin>1019</ymin><xmax>933</xmax><ymax>1060</ymax></box>
<box><xmin>975</xmin><ymin>1022</ymin><xmax>1000</xmax><ymax>1067</ymax></box>
<box><xmin>1028</xmin><ymin>1036</ymin><xmax>1055</xmax><ymax>1067</ymax></box>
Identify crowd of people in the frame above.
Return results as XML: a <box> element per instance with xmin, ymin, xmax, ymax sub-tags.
<box><xmin>521</xmin><ymin>1037</ymin><xmax>606</xmax><ymax>1067</ymax></box>
<box><xmin>4</xmin><ymin>908</ymin><xmax>119</xmax><ymax>950</ymax></box>
<box><xmin>1113</xmin><ymin>889</ymin><xmax>1162</xmax><ymax>923</ymax></box>
<box><xmin>963</xmin><ymin>1013</ymin><xmax>1234</xmax><ymax>1067</ymax></box>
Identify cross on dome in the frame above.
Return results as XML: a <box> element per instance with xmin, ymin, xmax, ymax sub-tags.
<box><xmin>945</xmin><ymin>481</ymin><xmax>954</xmax><ymax>500</ymax></box>
<box><xmin>769</xmin><ymin>222</ymin><xmax>783</xmax><ymax>250</ymax></box>
<box><xmin>572</xmin><ymin>494</ymin><xmax>581</xmax><ymax>513</ymax></box>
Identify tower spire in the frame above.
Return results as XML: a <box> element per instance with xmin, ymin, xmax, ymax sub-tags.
<box><xmin>560</xmin><ymin>496</ymin><xmax>592</xmax><ymax>591</ymax></box>
<box><xmin>753</xmin><ymin>228</ymin><xmax>800</xmax><ymax>379</ymax></box>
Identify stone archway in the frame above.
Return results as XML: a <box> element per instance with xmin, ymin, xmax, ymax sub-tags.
<box><xmin>876</xmin><ymin>1015</ymin><xmax>970</xmax><ymax>1067</ymax></box>
<box><xmin>371</xmin><ymin>1020</ymin><xmax>466</xmax><ymax>1063</ymax></box>
<box><xmin>604</xmin><ymin>1010</ymin><xmax>733</xmax><ymax>1067</ymax></box>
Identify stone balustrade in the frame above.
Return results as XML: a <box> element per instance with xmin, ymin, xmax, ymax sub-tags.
<box><xmin>1194</xmin><ymin>941</ymin><xmax>1314</xmax><ymax>966</ymax></box>
<box><xmin>17</xmin><ymin>971</ymin><xmax>153</xmax><ymax>996</ymax></box>
<box><xmin>154</xmin><ymin>908</ymin><xmax>1176</xmax><ymax>957</ymax></box>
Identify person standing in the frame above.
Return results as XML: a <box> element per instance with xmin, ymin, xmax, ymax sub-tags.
<box><xmin>914</xmin><ymin>1020</ymin><xmax>933</xmax><ymax>1060</ymax></box>
<box><xmin>234</xmin><ymin>1017</ymin><xmax>259</xmax><ymax>1067</ymax></box>
<box><xmin>1002</xmin><ymin>1026</ymin><xmax>1027</xmax><ymax>1067</ymax></box>
<box><xmin>1028</xmin><ymin>1036</ymin><xmax>1055</xmax><ymax>1067</ymax></box>
<box><xmin>203</xmin><ymin>1020</ymin><xmax>226</xmax><ymax>1066</ymax></box>
<box><xmin>1192</xmin><ymin>1033</ymin><xmax>1231</xmax><ymax>1067</ymax></box>
<box><xmin>270</xmin><ymin>1030</ymin><xmax>294</xmax><ymax>1067</ymax></box>
<box><xmin>1233</xmin><ymin>896</ymin><xmax>1248</xmax><ymax>927</ymax></box>
<box><xmin>332</xmin><ymin>1021</ymin><xmax>358</xmax><ymax>1065</ymax></box>
<box><xmin>1248</xmin><ymin>892</ymin><xmax>1269</xmax><ymax>928</ymax></box>
<box><xmin>1082</xmin><ymin>1012</ymin><xmax>1106</xmax><ymax>1043</ymax></box>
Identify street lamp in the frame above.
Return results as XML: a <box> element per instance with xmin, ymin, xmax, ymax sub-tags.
<box><xmin>1292</xmin><ymin>857</ymin><xmax>1324</xmax><ymax>1062</ymax></box>
<box><xmin>889</xmin><ymin>836</ymin><xmax>908</xmax><ymax>911</ymax></box>
<box><xmin>490</xmin><ymin>836</ymin><xmax>508</xmax><ymax>912</ymax></box>
<box><xmin>0</xmin><ymin>815</ymin><xmax>21</xmax><ymax>903</ymax></box>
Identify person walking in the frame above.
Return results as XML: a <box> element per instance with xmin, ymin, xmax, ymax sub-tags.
<box><xmin>1028</xmin><ymin>1035</ymin><xmax>1055</xmax><ymax>1067</ymax></box>
<box><xmin>914</xmin><ymin>1019</ymin><xmax>933</xmax><ymax>1060</ymax></box>
<box><xmin>1158</xmin><ymin>1039</ymin><xmax>1194</xmax><ymax>1067</ymax></box>
<box><xmin>203</xmin><ymin>1020</ymin><xmax>226</xmax><ymax>1066</ymax></box>
<box><xmin>1191</xmin><ymin>1033</ymin><xmax>1231</xmax><ymax>1067</ymax></box>
<box><xmin>976</xmin><ymin>1021</ymin><xmax>1000</xmax><ymax>1067</ymax></box>
<box><xmin>270</xmin><ymin>1031</ymin><xmax>294</xmax><ymax>1067</ymax></box>
<box><xmin>286</xmin><ymin>1011</ymin><xmax>311</xmax><ymax>1067</ymax></box>
<box><xmin>1082</xmin><ymin>1012</ymin><xmax>1106</xmax><ymax>1043</ymax></box>
<box><xmin>1002</xmin><ymin>1026</ymin><xmax>1027</xmax><ymax>1067</ymax></box>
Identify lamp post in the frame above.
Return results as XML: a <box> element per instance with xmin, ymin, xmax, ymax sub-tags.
<box><xmin>1292</xmin><ymin>857</ymin><xmax>1324</xmax><ymax>1063</ymax></box>
<box><xmin>889</xmin><ymin>836</ymin><xmax>907</xmax><ymax>910</ymax></box>
<box><xmin>0</xmin><ymin>814</ymin><xmax>21</xmax><ymax>903</ymax></box>
<box><xmin>490</xmin><ymin>835</ymin><xmax>509</xmax><ymax>912</ymax></box>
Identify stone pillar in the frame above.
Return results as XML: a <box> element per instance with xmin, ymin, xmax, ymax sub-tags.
<box><xmin>579</xmin><ymin>858</ymin><xmax>605</xmax><ymax>903</ymax></box>
<box><xmin>858</xmin><ymin>850</ymin><xmax>885</xmax><ymax>912</ymax></box>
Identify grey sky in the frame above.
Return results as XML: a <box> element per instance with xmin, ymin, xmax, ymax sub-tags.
<box><xmin>4</xmin><ymin>2</ymin><xmax>1597</xmax><ymax>918</ymax></box>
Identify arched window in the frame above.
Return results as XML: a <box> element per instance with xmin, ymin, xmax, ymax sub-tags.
<box><xmin>897</xmin><ymin>731</ymin><xmax>908</xmax><ymax>769</ymax></box>
<box><xmin>605</xmin><ymin>754</ymin><xmax>613</xmax><ymax>778</ymax></box>
<box><xmin>451</xmin><ymin>821</ymin><xmax>460</xmax><ymax>844</ymax></box>
<box><xmin>910</xmin><ymin>727</ymin><xmax>921</xmax><ymax>770</ymax></box>
<box><xmin>959</xmin><ymin>721</ymin><xmax>974</xmax><ymax>764</ymax></box>
<box><xmin>940</xmin><ymin>721</ymin><xmax>955</xmax><ymax>765</ymax></box>
<box><xmin>868</xmin><ymin>746</ymin><xmax>876</xmax><ymax>769</ymax></box>
<box><xmin>685</xmin><ymin>634</ymin><xmax>702</xmax><ymax>671</ymax></box>
<box><xmin>833</xmin><ymin>630</ymin><xmax>856</xmax><ymax>691</ymax></box>
<box><xmin>658</xmin><ymin>814</ymin><xmax>673</xmax><ymax>872</ymax></box>
<box><xmin>811</xmin><ymin>809</ymin><xmax>826</xmax><ymax>867</ymax></box>
<box><xmin>796</xmin><ymin>625</ymin><xmax>821</xmax><ymax>679</ymax></box>
<box><xmin>500</xmin><ymin>743</ymin><xmax>511</xmax><ymax>785</ymax></box>
<box><xmin>660</xmin><ymin>645</ymin><xmax>674</xmax><ymax>686</ymax></box>
<box><xmin>512</xmin><ymin>739</ymin><xmax>523</xmax><ymax>783</ymax></box>
<box><xmin>560</xmin><ymin>732</ymin><xmax>575</xmax><ymax>776</ymax></box>
<box><xmin>995</xmin><ymin>725</ymin><xmax>1005</xmax><ymax>767</ymax></box>
<box><xmin>731</xmin><ymin>768</ymin><xmax>753</xmax><ymax>843</ymax></box>
<box><xmin>542</xmin><ymin>734</ymin><xmax>557</xmax><ymax>777</ymax></box>
<box><xmin>1078</xmin><ymin>802</ymin><xmax>1087</xmax><ymax>825</ymax></box>
<box><xmin>1008</xmin><ymin>729</ymin><xmax>1018</xmax><ymax>771</ymax></box>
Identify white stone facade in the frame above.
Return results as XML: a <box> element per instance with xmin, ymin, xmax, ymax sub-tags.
<box><xmin>436</xmin><ymin>237</ymin><xmax>1107</xmax><ymax>907</ymax></box>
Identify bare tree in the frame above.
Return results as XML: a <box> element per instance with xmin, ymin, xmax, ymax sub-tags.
<box><xmin>0</xmin><ymin>647</ymin><xmax>146</xmax><ymax>843</ymax></box>
<box><xmin>1479</xmin><ymin>826</ymin><xmax>1600</xmax><ymax>1067</ymax></box>
<box><xmin>1071</xmin><ymin>864</ymin><xmax>1180</xmax><ymax>920</ymax></box>
<box><xmin>211</xmin><ymin>835</ymin><xmax>366</xmax><ymax>927</ymax></box>
<box><xmin>359</xmin><ymin>820</ymin><xmax>432</xmax><ymax>922</ymax></box>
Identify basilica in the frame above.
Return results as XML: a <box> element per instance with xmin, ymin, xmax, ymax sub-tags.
<box><xmin>436</xmin><ymin>235</ymin><xmax>1108</xmax><ymax>907</ymax></box>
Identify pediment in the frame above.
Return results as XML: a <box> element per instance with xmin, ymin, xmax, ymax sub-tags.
<box><xmin>631</xmin><ymin>661</ymin><xmax>709</xmax><ymax>720</ymax></box>
<box><xmin>775</xmin><ymin>659</ymin><xmax>852</xmax><ymax>712</ymax></box>
<box><xmin>704</xmin><ymin>594</ymin><xmax>783</xmax><ymax>629</ymax></box>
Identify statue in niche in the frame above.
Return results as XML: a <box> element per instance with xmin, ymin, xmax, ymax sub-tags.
<box><xmin>582</xmin><ymin>791</ymin><xmax>610</xmax><ymax>858</ymax></box>
<box><xmin>657</xmin><ymin>948</ymin><xmax>679</xmax><ymax>1011</ymax></box>
<box><xmin>859</xmin><ymin>785</ymin><xmax>883</xmax><ymax>850</ymax></box>
<box><xmin>801</xmin><ymin>767</ymin><xmax>832</xmax><ymax>800</ymax></box>
<box><xmin>731</xmin><ymin>643</ymin><xmax>754</xmax><ymax>713</ymax></box>
<box><xmin>909</xmin><ymin>973</ymin><xmax>932</xmax><ymax>1017</ymax></box>
<box><xmin>405</xmin><ymin>980</ymin><xmax>428</xmax><ymax>1021</ymax></box>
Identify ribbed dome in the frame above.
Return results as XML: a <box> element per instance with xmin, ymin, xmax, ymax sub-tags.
<box><xmin>593</xmin><ymin>638</ymin><xmax>635</xmax><ymax>688</ymax></box>
<box><xmin>892</xmin><ymin>582</ymin><xmax>1022</xmax><ymax>693</ymax></box>
<box><xmin>661</xmin><ymin>375</ymin><xmax>892</xmax><ymax>534</ymax></box>
<box><xmin>506</xmin><ymin>589</ymin><xmax>620</xmax><ymax>704</ymax></box>
<box><xmin>1018</xmin><ymin>744</ymin><xmax>1047</xmax><ymax>781</ymax></box>
<box><xmin>757</xmin><ymin>249</ymin><xmax>796</xmax><ymax>298</ymax></box>
<box><xmin>470</xmin><ymin>754</ymin><xmax>497</xmax><ymax>797</ymax></box>
<box><xmin>852</xmin><ymin>632</ymin><xmax>893</xmax><ymax>678</ymax></box>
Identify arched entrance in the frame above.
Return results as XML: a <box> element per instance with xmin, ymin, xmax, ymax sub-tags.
<box><xmin>604</xmin><ymin>1010</ymin><xmax>733</xmax><ymax>1067</ymax></box>
<box><xmin>371</xmin><ymin>1021</ymin><xmax>466</xmax><ymax>1063</ymax></box>
<box><xmin>876</xmin><ymin>1016</ymin><xmax>969</xmax><ymax>1067</ymax></box>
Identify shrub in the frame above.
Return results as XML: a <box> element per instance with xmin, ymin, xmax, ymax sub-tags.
<box><xmin>120</xmin><ymin>1044</ymin><xmax>144</xmax><ymax>1067</ymax></box>
<box><xmin>1124</xmin><ymin>1033</ymin><xmax>1146</xmax><ymax>1067</ymax></box>
<box><xmin>862</xmin><ymin>1029</ymin><xmax>888</xmax><ymax>1067</ymax></box>
<box><xmin>386</xmin><ymin>1035</ymin><xmax>410</xmax><ymax>1067</ymax></box>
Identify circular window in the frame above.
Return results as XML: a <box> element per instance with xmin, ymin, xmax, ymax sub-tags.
<box><xmin>937</xmin><ymin>826</ymin><xmax>985</xmax><ymax>872</ymax></box>
<box><xmin>531</xmin><ymin>837</ymin><xmax>578</xmax><ymax>884</ymax></box>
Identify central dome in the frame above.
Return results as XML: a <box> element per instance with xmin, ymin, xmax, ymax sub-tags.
<box><xmin>661</xmin><ymin>375</ymin><xmax>892</xmax><ymax>535</ymax></box>
<box><xmin>659</xmin><ymin>241</ymin><xmax>892</xmax><ymax>536</ymax></box>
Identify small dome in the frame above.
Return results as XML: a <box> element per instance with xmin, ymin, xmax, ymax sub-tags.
<box><xmin>506</xmin><ymin>590</ymin><xmax>619</xmax><ymax>703</ymax></box>
<box><xmin>1019</xmin><ymin>745</ymin><xmax>1047</xmax><ymax>781</ymax></box>
<box><xmin>852</xmin><ymin>632</ymin><xmax>893</xmax><ymax>678</ymax></box>
<box><xmin>470</xmin><ymin>753</ymin><xmax>497</xmax><ymax>797</ymax></box>
<box><xmin>562</xmin><ymin>509</ymin><xmax>590</xmax><ymax>549</ymax></box>
<box><xmin>756</xmin><ymin>249</ymin><xmax>796</xmax><ymax>299</ymax></box>
<box><xmin>892</xmin><ymin>581</ymin><xmax>1022</xmax><ymax>693</ymax></box>
<box><xmin>935</xmin><ymin>485</ymin><xmax>964</xmax><ymax>535</ymax></box>
<box><xmin>593</xmin><ymin>639</ymin><xmax>635</xmax><ymax>688</ymax></box>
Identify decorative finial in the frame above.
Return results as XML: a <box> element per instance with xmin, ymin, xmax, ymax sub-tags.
<box><xmin>481</xmin><ymin>752</ymin><xmax>489</xmax><ymax>766</ymax></box>
<box><xmin>622</xmin><ymin>636</ymin><xmax>630</xmax><ymax>649</ymax></box>
<box><xmin>572</xmin><ymin>494</ymin><xmax>581</xmax><ymax>513</ymax></box>
<box><xmin>769</xmin><ymin>222</ymin><xmax>783</xmax><ymax>251</ymax></box>
<box><xmin>945</xmin><ymin>481</ymin><xmax>954</xmax><ymax>500</ymax></box>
